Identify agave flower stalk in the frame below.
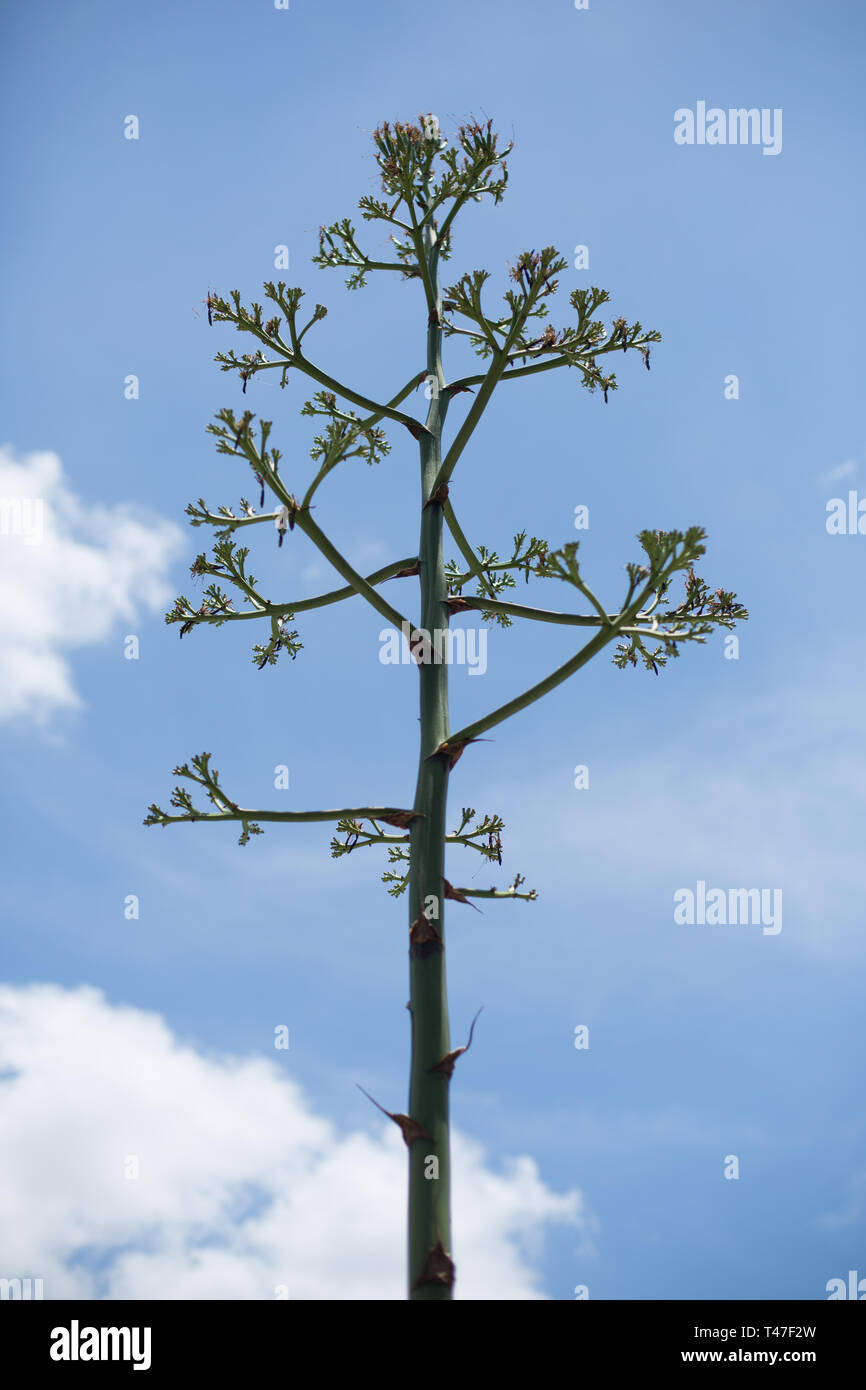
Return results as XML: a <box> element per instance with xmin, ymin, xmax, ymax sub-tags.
<box><xmin>146</xmin><ymin>115</ymin><xmax>747</xmax><ymax>1300</ymax></box>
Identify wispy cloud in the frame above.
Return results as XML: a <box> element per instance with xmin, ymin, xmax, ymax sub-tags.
<box><xmin>475</xmin><ymin>658</ymin><xmax>866</xmax><ymax>962</ymax></box>
<box><xmin>818</xmin><ymin>459</ymin><xmax>857</xmax><ymax>483</ymax></box>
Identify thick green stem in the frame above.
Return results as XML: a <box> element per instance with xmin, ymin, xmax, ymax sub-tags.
<box><xmin>407</xmin><ymin>209</ymin><xmax>454</xmax><ymax>1300</ymax></box>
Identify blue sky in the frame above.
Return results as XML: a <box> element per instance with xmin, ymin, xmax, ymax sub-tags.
<box><xmin>1</xmin><ymin>0</ymin><xmax>865</xmax><ymax>1299</ymax></box>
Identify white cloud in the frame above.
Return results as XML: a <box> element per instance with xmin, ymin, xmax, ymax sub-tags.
<box><xmin>0</xmin><ymin>984</ymin><xmax>589</xmax><ymax>1300</ymax></box>
<box><xmin>0</xmin><ymin>446</ymin><xmax>183</xmax><ymax>723</ymax></box>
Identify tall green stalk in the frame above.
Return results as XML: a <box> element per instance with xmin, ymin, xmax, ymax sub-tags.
<box><xmin>406</xmin><ymin>211</ymin><xmax>454</xmax><ymax>1298</ymax></box>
